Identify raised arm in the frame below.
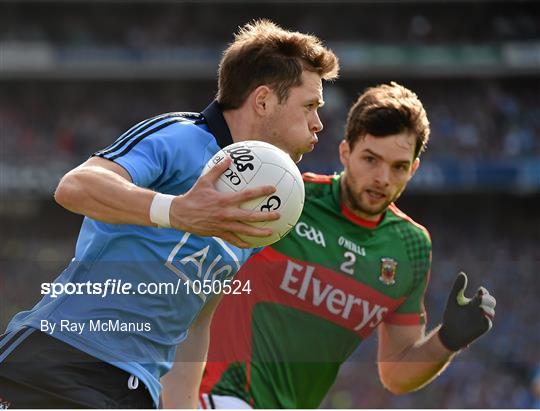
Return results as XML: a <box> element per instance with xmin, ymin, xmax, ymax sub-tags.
<box><xmin>377</xmin><ymin>273</ymin><xmax>495</xmax><ymax>394</ymax></box>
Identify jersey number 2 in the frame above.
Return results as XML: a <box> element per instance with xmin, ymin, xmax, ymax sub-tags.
<box><xmin>340</xmin><ymin>251</ymin><xmax>356</xmax><ymax>275</ymax></box>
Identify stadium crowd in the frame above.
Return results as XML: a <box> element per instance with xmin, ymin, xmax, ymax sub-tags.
<box><xmin>1</xmin><ymin>0</ymin><xmax>539</xmax><ymax>408</ymax></box>
<box><xmin>2</xmin><ymin>1</ymin><xmax>539</xmax><ymax>46</ymax></box>
<box><xmin>2</xmin><ymin>78</ymin><xmax>539</xmax><ymax>173</ymax></box>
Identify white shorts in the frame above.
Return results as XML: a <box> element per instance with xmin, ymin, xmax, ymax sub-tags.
<box><xmin>199</xmin><ymin>393</ymin><xmax>252</xmax><ymax>409</ymax></box>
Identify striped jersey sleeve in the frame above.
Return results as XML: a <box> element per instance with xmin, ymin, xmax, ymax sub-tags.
<box><xmin>93</xmin><ymin>112</ymin><xmax>209</xmax><ymax>191</ymax></box>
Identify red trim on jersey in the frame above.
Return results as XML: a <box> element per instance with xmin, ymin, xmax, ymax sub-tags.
<box><xmin>389</xmin><ymin>203</ymin><xmax>431</xmax><ymax>240</ymax></box>
<box><xmin>302</xmin><ymin>172</ymin><xmax>334</xmax><ymax>184</ymax></box>
<box><xmin>384</xmin><ymin>312</ymin><xmax>424</xmax><ymax>325</ymax></box>
<box><xmin>341</xmin><ymin>204</ymin><xmax>382</xmax><ymax>229</ymax></box>
<box><xmin>199</xmin><ymin>394</ymin><xmax>207</xmax><ymax>409</ymax></box>
<box><xmin>419</xmin><ymin>268</ymin><xmax>431</xmax><ymax>324</ymax></box>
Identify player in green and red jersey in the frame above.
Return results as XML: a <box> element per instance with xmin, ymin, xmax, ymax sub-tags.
<box><xmin>162</xmin><ymin>82</ymin><xmax>496</xmax><ymax>408</ymax></box>
<box><xmin>199</xmin><ymin>172</ymin><xmax>435</xmax><ymax>409</ymax></box>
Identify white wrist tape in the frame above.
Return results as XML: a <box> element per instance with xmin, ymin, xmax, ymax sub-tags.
<box><xmin>149</xmin><ymin>193</ymin><xmax>175</xmax><ymax>228</ymax></box>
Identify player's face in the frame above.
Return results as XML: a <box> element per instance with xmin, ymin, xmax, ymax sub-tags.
<box><xmin>340</xmin><ymin>133</ymin><xmax>420</xmax><ymax>220</ymax></box>
<box><xmin>264</xmin><ymin>71</ymin><xmax>324</xmax><ymax>163</ymax></box>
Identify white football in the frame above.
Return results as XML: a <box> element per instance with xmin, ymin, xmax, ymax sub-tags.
<box><xmin>203</xmin><ymin>140</ymin><xmax>305</xmax><ymax>247</ymax></box>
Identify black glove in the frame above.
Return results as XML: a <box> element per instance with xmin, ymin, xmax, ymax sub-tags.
<box><xmin>438</xmin><ymin>272</ymin><xmax>496</xmax><ymax>352</ymax></box>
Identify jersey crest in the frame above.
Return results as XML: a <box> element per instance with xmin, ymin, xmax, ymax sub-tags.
<box><xmin>379</xmin><ymin>257</ymin><xmax>398</xmax><ymax>285</ymax></box>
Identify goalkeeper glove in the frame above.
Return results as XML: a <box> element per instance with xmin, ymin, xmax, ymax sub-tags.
<box><xmin>438</xmin><ymin>272</ymin><xmax>496</xmax><ymax>352</ymax></box>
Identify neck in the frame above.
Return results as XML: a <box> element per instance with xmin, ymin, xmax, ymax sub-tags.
<box><xmin>340</xmin><ymin>176</ymin><xmax>384</xmax><ymax>222</ymax></box>
<box><xmin>222</xmin><ymin>107</ymin><xmax>261</xmax><ymax>143</ymax></box>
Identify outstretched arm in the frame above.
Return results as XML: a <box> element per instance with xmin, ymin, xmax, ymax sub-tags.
<box><xmin>377</xmin><ymin>272</ymin><xmax>495</xmax><ymax>394</ymax></box>
<box><xmin>54</xmin><ymin>156</ymin><xmax>279</xmax><ymax>247</ymax></box>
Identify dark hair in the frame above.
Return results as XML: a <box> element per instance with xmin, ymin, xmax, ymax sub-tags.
<box><xmin>345</xmin><ymin>82</ymin><xmax>430</xmax><ymax>158</ymax></box>
<box><xmin>217</xmin><ymin>19</ymin><xmax>339</xmax><ymax>110</ymax></box>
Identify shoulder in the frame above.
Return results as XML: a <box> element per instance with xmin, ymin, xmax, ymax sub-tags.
<box><xmin>387</xmin><ymin>204</ymin><xmax>432</xmax><ymax>247</ymax></box>
<box><xmin>302</xmin><ymin>172</ymin><xmax>337</xmax><ymax>196</ymax></box>
<box><xmin>302</xmin><ymin>172</ymin><xmax>337</xmax><ymax>199</ymax></box>
<box><xmin>137</xmin><ymin>112</ymin><xmax>216</xmax><ymax>152</ymax></box>
<box><xmin>94</xmin><ymin>111</ymin><xmax>215</xmax><ymax>161</ymax></box>
<box><xmin>302</xmin><ymin>172</ymin><xmax>335</xmax><ymax>184</ymax></box>
<box><xmin>155</xmin><ymin>112</ymin><xmax>211</xmax><ymax>140</ymax></box>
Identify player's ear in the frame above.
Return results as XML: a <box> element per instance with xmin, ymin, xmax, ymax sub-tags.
<box><xmin>408</xmin><ymin>157</ymin><xmax>420</xmax><ymax>180</ymax></box>
<box><xmin>339</xmin><ymin>140</ymin><xmax>350</xmax><ymax>167</ymax></box>
<box><xmin>252</xmin><ymin>85</ymin><xmax>274</xmax><ymax>116</ymax></box>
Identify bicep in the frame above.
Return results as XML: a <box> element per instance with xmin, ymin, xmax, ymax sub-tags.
<box><xmin>55</xmin><ymin>156</ymin><xmax>134</xmax><ymax>210</ymax></box>
<box><xmin>76</xmin><ymin>156</ymin><xmax>133</xmax><ymax>182</ymax></box>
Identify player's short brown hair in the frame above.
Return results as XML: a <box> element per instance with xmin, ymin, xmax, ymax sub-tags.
<box><xmin>345</xmin><ymin>82</ymin><xmax>430</xmax><ymax>159</ymax></box>
<box><xmin>217</xmin><ymin>19</ymin><xmax>339</xmax><ymax>110</ymax></box>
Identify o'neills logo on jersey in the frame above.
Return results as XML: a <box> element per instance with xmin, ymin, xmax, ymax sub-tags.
<box><xmin>279</xmin><ymin>259</ymin><xmax>389</xmax><ymax>333</ymax></box>
<box><xmin>338</xmin><ymin>236</ymin><xmax>366</xmax><ymax>256</ymax></box>
<box><xmin>295</xmin><ymin>222</ymin><xmax>326</xmax><ymax>247</ymax></box>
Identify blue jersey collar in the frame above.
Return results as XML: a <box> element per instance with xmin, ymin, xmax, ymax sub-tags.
<box><xmin>201</xmin><ymin>101</ymin><xmax>234</xmax><ymax>149</ymax></box>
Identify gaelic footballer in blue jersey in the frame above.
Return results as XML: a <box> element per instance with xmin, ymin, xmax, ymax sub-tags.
<box><xmin>0</xmin><ymin>20</ymin><xmax>338</xmax><ymax>409</ymax></box>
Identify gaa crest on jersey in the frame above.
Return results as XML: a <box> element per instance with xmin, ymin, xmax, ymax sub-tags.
<box><xmin>379</xmin><ymin>257</ymin><xmax>397</xmax><ymax>285</ymax></box>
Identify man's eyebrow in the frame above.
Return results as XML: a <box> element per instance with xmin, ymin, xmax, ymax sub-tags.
<box><xmin>362</xmin><ymin>148</ymin><xmax>382</xmax><ymax>159</ymax></box>
<box><xmin>363</xmin><ymin>148</ymin><xmax>412</xmax><ymax>165</ymax></box>
<box><xmin>307</xmin><ymin>97</ymin><xmax>324</xmax><ymax>107</ymax></box>
<box><xmin>395</xmin><ymin>159</ymin><xmax>412</xmax><ymax>165</ymax></box>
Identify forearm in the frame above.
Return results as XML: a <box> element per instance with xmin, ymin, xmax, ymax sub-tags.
<box><xmin>379</xmin><ymin>325</ymin><xmax>455</xmax><ymax>394</ymax></box>
<box><xmin>378</xmin><ymin>273</ymin><xmax>495</xmax><ymax>395</ymax></box>
<box><xmin>161</xmin><ymin>356</ymin><xmax>207</xmax><ymax>409</ymax></box>
<box><xmin>161</xmin><ymin>327</ymin><xmax>208</xmax><ymax>408</ymax></box>
<box><xmin>162</xmin><ymin>295</ymin><xmax>221</xmax><ymax>408</ymax></box>
<box><xmin>55</xmin><ymin>165</ymin><xmax>157</xmax><ymax>226</ymax></box>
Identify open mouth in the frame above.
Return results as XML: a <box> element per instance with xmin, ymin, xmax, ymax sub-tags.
<box><xmin>366</xmin><ymin>189</ymin><xmax>386</xmax><ymax>201</ymax></box>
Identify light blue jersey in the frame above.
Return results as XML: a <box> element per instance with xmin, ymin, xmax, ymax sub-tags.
<box><xmin>5</xmin><ymin>102</ymin><xmax>256</xmax><ymax>407</ymax></box>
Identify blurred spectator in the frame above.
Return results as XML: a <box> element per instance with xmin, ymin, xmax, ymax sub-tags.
<box><xmin>1</xmin><ymin>2</ymin><xmax>539</xmax><ymax>46</ymax></box>
<box><xmin>2</xmin><ymin>78</ymin><xmax>539</xmax><ymax>172</ymax></box>
<box><xmin>1</xmin><ymin>1</ymin><xmax>539</xmax><ymax>407</ymax></box>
